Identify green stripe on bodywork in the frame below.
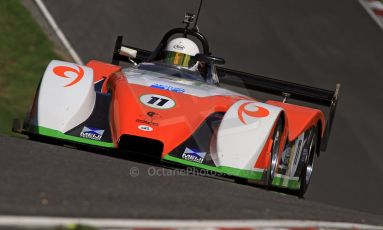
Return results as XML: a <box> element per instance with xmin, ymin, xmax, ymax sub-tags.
<box><xmin>164</xmin><ymin>155</ymin><xmax>301</xmax><ymax>189</ymax></box>
<box><xmin>272</xmin><ymin>175</ymin><xmax>301</xmax><ymax>190</ymax></box>
<box><xmin>28</xmin><ymin>126</ymin><xmax>115</xmax><ymax>148</ymax></box>
<box><xmin>220</xmin><ymin>166</ymin><xmax>263</xmax><ymax>180</ymax></box>
<box><xmin>163</xmin><ymin>155</ymin><xmax>264</xmax><ymax>180</ymax></box>
<box><xmin>30</xmin><ymin>125</ymin><xmax>299</xmax><ymax>189</ymax></box>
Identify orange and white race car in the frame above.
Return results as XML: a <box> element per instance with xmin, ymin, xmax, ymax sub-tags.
<box><xmin>13</xmin><ymin>15</ymin><xmax>340</xmax><ymax>197</ymax></box>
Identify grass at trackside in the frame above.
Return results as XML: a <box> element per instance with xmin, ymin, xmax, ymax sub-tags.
<box><xmin>0</xmin><ymin>0</ymin><xmax>59</xmax><ymax>135</ymax></box>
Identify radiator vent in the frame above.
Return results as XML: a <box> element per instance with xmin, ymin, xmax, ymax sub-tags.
<box><xmin>118</xmin><ymin>135</ymin><xmax>164</xmax><ymax>160</ymax></box>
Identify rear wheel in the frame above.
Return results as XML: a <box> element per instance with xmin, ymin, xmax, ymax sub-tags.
<box><xmin>295</xmin><ymin>127</ymin><xmax>318</xmax><ymax>197</ymax></box>
<box><xmin>265</xmin><ymin>117</ymin><xmax>283</xmax><ymax>188</ymax></box>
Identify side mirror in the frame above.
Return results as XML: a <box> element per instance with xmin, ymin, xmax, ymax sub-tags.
<box><xmin>119</xmin><ymin>46</ymin><xmax>137</xmax><ymax>59</ymax></box>
<box><xmin>195</xmin><ymin>54</ymin><xmax>225</xmax><ymax>66</ymax></box>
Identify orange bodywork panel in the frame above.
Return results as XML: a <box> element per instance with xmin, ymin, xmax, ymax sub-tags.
<box><xmin>86</xmin><ymin>60</ymin><xmax>324</xmax><ymax>160</ymax></box>
<box><xmin>266</xmin><ymin>100</ymin><xmax>325</xmax><ymax>141</ymax></box>
<box><xmin>86</xmin><ymin>60</ymin><xmax>121</xmax><ymax>92</ymax></box>
<box><xmin>254</xmin><ymin>131</ymin><xmax>274</xmax><ymax>169</ymax></box>
<box><xmin>107</xmin><ymin>72</ymin><xmax>243</xmax><ymax>156</ymax></box>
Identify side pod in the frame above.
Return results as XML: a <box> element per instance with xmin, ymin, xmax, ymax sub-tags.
<box><xmin>27</xmin><ymin>60</ymin><xmax>96</xmax><ymax>133</ymax></box>
<box><xmin>216</xmin><ymin>100</ymin><xmax>283</xmax><ymax>171</ymax></box>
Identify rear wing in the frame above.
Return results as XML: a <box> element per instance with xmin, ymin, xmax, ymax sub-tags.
<box><xmin>219</xmin><ymin>68</ymin><xmax>340</xmax><ymax>152</ymax></box>
<box><xmin>112</xmin><ymin>36</ymin><xmax>340</xmax><ymax>151</ymax></box>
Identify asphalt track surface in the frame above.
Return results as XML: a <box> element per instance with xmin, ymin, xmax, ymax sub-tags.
<box><xmin>1</xmin><ymin>134</ymin><xmax>383</xmax><ymax>225</ymax></box>
<box><xmin>1</xmin><ymin>0</ymin><xmax>383</xmax><ymax>224</ymax></box>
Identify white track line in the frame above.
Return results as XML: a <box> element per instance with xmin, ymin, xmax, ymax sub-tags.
<box><xmin>358</xmin><ymin>0</ymin><xmax>383</xmax><ymax>30</ymax></box>
<box><xmin>0</xmin><ymin>216</ymin><xmax>382</xmax><ymax>229</ymax></box>
<box><xmin>34</xmin><ymin>0</ymin><xmax>84</xmax><ymax>65</ymax></box>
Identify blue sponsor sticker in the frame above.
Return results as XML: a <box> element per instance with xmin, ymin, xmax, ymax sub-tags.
<box><xmin>80</xmin><ymin>126</ymin><xmax>104</xmax><ymax>141</ymax></box>
<box><xmin>182</xmin><ymin>147</ymin><xmax>206</xmax><ymax>163</ymax></box>
<box><xmin>150</xmin><ymin>83</ymin><xmax>185</xmax><ymax>93</ymax></box>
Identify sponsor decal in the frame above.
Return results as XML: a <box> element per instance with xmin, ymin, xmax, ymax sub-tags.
<box><xmin>136</xmin><ymin>119</ymin><xmax>159</xmax><ymax>126</ymax></box>
<box><xmin>150</xmin><ymin>83</ymin><xmax>185</xmax><ymax>93</ymax></box>
<box><xmin>137</xmin><ymin>125</ymin><xmax>153</xmax><ymax>132</ymax></box>
<box><xmin>140</xmin><ymin>94</ymin><xmax>176</xmax><ymax>110</ymax></box>
<box><xmin>173</xmin><ymin>44</ymin><xmax>185</xmax><ymax>50</ymax></box>
<box><xmin>181</xmin><ymin>147</ymin><xmax>206</xmax><ymax>164</ymax></box>
<box><xmin>157</xmin><ymin>75</ymin><xmax>205</xmax><ymax>87</ymax></box>
<box><xmin>136</xmin><ymin>111</ymin><xmax>161</xmax><ymax>126</ymax></box>
<box><xmin>238</xmin><ymin>102</ymin><xmax>269</xmax><ymax>125</ymax></box>
<box><xmin>53</xmin><ymin>65</ymin><xmax>84</xmax><ymax>87</ymax></box>
<box><xmin>80</xmin><ymin>126</ymin><xmax>104</xmax><ymax>141</ymax></box>
<box><xmin>147</xmin><ymin>111</ymin><xmax>160</xmax><ymax>118</ymax></box>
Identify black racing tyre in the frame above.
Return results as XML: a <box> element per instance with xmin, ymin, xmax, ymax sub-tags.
<box><xmin>295</xmin><ymin>126</ymin><xmax>319</xmax><ymax>197</ymax></box>
<box><xmin>264</xmin><ymin>117</ymin><xmax>284</xmax><ymax>188</ymax></box>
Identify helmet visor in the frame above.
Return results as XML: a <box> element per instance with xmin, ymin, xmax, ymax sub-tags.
<box><xmin>164</xmin><ymin>51</ymin><xmax>196</xmax><ymax>68</ymax></box>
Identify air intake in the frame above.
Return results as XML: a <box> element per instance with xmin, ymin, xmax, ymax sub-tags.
<box><xmin>118</xmin><ymin>135</ymin><xmax>164</xmax><ymax>160</ymax></box>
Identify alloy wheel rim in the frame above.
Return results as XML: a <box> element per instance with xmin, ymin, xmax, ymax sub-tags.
<box><xmin>270</xmin><ymin>128</ymin><xmax>280</xmax><ymax>177</ymax></box>
<box><xmin>305</xmin><ymin>135</ymin><xmax>316</xmax><ymax>183</ymax></box>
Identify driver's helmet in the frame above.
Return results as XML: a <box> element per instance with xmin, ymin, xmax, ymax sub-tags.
<box><xmin>163</xmin><ymin>37</ymin><xmax>199</xmax><ymax>69</ymax></box>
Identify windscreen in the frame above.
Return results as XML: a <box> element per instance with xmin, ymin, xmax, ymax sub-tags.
<box><xmin>136</xmin><ymin>62</ymin><xmax>205</xmax><ymax>82</ymax></box>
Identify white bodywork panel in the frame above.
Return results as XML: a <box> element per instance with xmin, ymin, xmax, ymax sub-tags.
<box><xmin>32</xmin><ymin>60</ymin><xmax>95</xmax><ymax>133</ymax></box>
<box><xmin>122</xmin><ymin>67</ymin><xmax>246</xmax><ymax>98</ymax></box>
<box><xmin>215</xmin><ymin>100</ymin><xmax>283</xmax><ymax>170</ymax></box>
